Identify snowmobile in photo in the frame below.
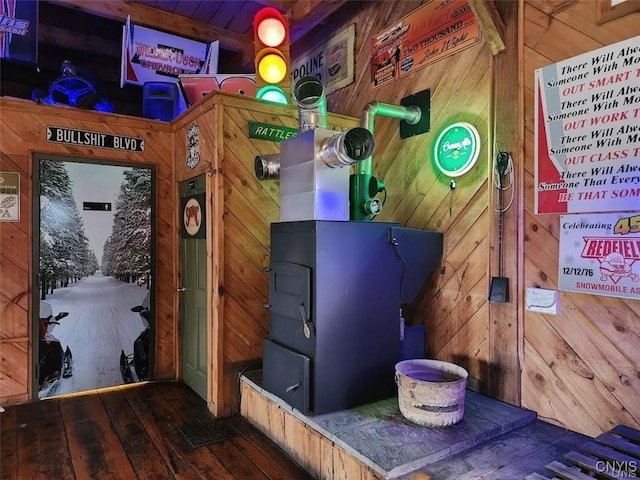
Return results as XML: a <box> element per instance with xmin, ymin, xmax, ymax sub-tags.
<box><xmin>38</xmin><ymin>302</ymin><xmax>72</xmax><ymax>395</ymax></box>
<box><xmin>120</xmin><ymin>293</ymin><xmax>150</xmax><ymax>383</ymax></box>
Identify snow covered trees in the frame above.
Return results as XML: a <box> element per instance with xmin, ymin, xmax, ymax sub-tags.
<box><xmin>101</xmin><ymin>168</ymin><xmax>151</xmax><ymax>286</ymax></box>
<box><xmin>39</xmin><ymin>160</ymin><xmax>94</xmax><ymax>299</ymax></box>
<box><xmin>39</xmin><ymin>161</ymin><xmax>151</xmax><ymax>298</ymax></box>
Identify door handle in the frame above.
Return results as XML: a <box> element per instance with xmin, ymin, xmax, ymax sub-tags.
<box><xmin>177</xmin><ymin>287</ymin><xmax>186</xmax><ymax>292</ymax></box>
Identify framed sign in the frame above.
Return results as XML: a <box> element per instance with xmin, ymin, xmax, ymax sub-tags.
<box><xmin>597</xmin><ymin>0</ymin><xmax>640</xmax><ymax>24</ymax></box>
<box><xmin>370</xmin><ymin>0</ymin><xmax>481</xmax><ymax>88</ymax></box>
<box><xmin>292</xmin><ymin>24</ymin><xmax>356</xmax><ymax>95</ymax></box>
<box><xmin>0</xmin><ymin>172</ymin><xmax>20</xmax><ymax>221</ymax></box>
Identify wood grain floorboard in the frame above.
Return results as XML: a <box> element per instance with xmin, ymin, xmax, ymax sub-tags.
<box><xmin>0</xmin><ymin>381</ymin><xmax>313</xmax><ymax>480</ymax></box>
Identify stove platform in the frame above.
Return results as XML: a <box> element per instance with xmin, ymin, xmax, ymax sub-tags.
<box><xmin>240</xmin><ymin>370</ymin><xmax>586</xmax><ymax>479</ymax></box>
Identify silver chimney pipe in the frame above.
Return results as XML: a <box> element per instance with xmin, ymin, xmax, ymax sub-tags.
<box><xmin>318</xmin><ymin>127</ymin><xmax>375</xmax><ymax>168</ymax></box>
<box><xmin>294</xmin><ymin>76</ymin><xmax>328</xmax><ymax>131</ymax></box>
<box><xmin>254</xmin><ymin>153</ymin><xmax>280</xmax><ymax>180</ymax></box>
<box><xmin>359</xmin><ymin>101</ymin><xmax>421</xmax><ymax>175</ymax></box>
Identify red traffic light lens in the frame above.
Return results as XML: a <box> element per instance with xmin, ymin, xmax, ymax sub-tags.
<box><xmin>254</xmin><ymin>7</ymin><xmax>287</xmax><ymax>47</ymax></box>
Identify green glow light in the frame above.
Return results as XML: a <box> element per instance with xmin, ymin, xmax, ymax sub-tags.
<box><xmin>433</xmin><ymin>122</ymin><xmax>480</xmax><ymax>177</ymax></box>
<box><xmin>256</xmin><ymin>86</ymin><xmax>288</xmax><ymax>105</ymax></box>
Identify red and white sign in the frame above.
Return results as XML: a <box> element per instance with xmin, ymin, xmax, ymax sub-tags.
<box><xmin>179</xmin><ymin>74</ymin><xmax>256</xmax><ymax>106</ymax></box>
<box><xmin>121</xmin><ymin>16</ymin><xmax>219</xmax><ymax>113</ymax></box>
<box><xmin>534</xmin><ymin>35</ymin><xmax>640</xmax><ymax>214</ymax></box>
<box><xmin>370</xmin><ymin>0</ymin><xmax>481</xmax><ymax>89</ymax></box>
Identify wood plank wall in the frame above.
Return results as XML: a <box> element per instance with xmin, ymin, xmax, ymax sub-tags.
<box><xmin>0</xmin><ymin>99</ymin><xmax>176</xmax><ymax>405</ymax></box>
<box><xmin>294</xmin><ymin>1</ymin><xmax>505</xmax><ymax>396</ymax></box>
<box><xmin>522</xmin><ymin>1</ymin><xmax>640</xmax><ymax>437</ymax></box>
<box><xmin>296</xmin><ymin>0</ymin><xmax>640</xmax><ymax>437</ymax></box>
<box><xmin>174</xmin><ymin>92</ymin><xmax>357</xmax><ymax>416</ymax></box>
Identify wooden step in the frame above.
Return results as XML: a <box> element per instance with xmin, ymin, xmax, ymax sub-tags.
<box><xmin>529</xmin><ymin>424</ymin><xmax>640</xmax><ymax>480</ymax></box>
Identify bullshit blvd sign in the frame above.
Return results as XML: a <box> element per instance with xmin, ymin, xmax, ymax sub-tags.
<box><xmin>46</xmin><ymin>126</ymin><xmax>144</xmax><ymax>152</ymax></box>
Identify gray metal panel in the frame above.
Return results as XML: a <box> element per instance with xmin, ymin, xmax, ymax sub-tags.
<box><xmin>263</xmin><ymin>340</ymin><xmax>310</xmax><ymax>414</ymax></box>
<box><xmin>389</xmin><ymin>227</ymin><xmax>444</xmax><ymax>303</ymax></box>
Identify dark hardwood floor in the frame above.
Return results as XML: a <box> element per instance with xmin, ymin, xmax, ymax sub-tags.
<box><xmin>0</xmin><ymin>381</ymin><xmax>315</xmax><ymax>480</ymax></box>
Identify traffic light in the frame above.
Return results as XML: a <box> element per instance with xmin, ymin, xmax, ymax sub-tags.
<box><xmin>254</xmin><ymin>7</ymin><xmax>290</xmax><ymax>104</ymax></box>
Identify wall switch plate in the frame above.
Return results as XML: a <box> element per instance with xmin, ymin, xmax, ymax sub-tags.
<box><xmin>526</xmin><ymin>287</ymin><xmax>559</xmax><ymax>314</ymax></box>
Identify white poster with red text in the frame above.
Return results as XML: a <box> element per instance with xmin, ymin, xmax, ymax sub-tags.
<box><xmin>534</xmin><ymin>35</ymin><xmax>640</xmax><ymax>214</ymax></box>
<box><xmin>559</xmin><ymin>212</ymin><xmax>640</xmax><ymax>299</ymax></box>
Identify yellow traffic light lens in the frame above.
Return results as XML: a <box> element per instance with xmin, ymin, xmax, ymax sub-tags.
<box><xmin>257</xmin><ymin>50</ymin><xmax>287</xmax><ymax>84</ymax></box>
<box><xmin>257</xmin><ymin>18</ymin><xmax>286</xmax><ymax>47</ymax></box>
<box><xmin>257</xmin><ymin>86</ymin><xmax>288</xmax><ymax>104</ymax></box>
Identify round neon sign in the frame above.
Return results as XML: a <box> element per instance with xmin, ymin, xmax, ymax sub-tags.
<box><xmin>433</xmin><ymin>122</ymin><xmax>481</xmax><ymax>177</ymax></box>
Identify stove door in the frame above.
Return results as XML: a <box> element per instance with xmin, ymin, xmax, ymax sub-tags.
<box><xmin>267</xmin><ymin>262</ymin><xmax>314</xmax><ymax>354</ymax></box>
<box><xmin>263</xmin><ymin>339</ymin><xmax>310</xmax><ymax>414</ymax></box>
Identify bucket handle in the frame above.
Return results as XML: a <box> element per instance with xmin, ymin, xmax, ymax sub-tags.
<box><xmin>413</xmin><ymin>403</ymin><xmax>460</xmax><ymax>413</ymax></box>
<box><xmin>395</xmin><ymin>372</ymin><xmax>417</xmax><ymax>389</ymax></box>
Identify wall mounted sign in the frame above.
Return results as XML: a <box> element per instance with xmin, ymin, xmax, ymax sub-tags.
<box><xmin>433</xmin><ymin>122</ymin><xmax>481</xmax><ymax>177</ymax></box>
<box><xmin>249</xmin><ymin>121</ymin><xmax>298</xmax><ymax>142</ymax></box>
<box><xmin>186</xmin><ymin>123</ymin><xmax>200</xmax><ymax>169</ymax></box>
<box><xmin>181</xmin><ymin>193</ymin><xmax>206</xmax><ymax>239</ymax></box>
<box><xmin>534</xmin><ymin>35</ymin><xmax>640</xmax><ymax>214</ymax></box>
<box><xmin>0</xmin><ymin>0</ymin><xmax>38</xmax><ymax>65</ymax></box>
<box><xmin>559</xmin><ymin>212</ymin><xmax>640</xmax><ymax>300</ymax></box>
<box><xmin>121</xmin><ymin>16</ymin><xmax>219</xmax><ymax>113</ymax></box>
<box><xmin>291</xmin><ymin>24</ymin><xmax>356</xmax><ymax>95</ymax></box>
<box><xmin>46</xmin><ymin>126</ymin><xmax>144</xmax><ymax>152</ymax></box>
<box><xmin>0</xmin><ymin>172</ymin><xmax>20</xmax><ymax>222</ymax></box>
<box><xmin>370</xmin><ymin>0</ymin><xmax>481</xmax><ymax>89</ymax></box>
<box><xmin>180</xmin><ymin>74</ymin><xmax>256</xmax><ymax>106</ymax></box>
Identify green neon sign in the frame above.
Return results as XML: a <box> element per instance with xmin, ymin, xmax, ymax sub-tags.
<box><xmin>433</xmin><ymin>122</ymin><xmax>480</xmax><ymax>177</ymax></box>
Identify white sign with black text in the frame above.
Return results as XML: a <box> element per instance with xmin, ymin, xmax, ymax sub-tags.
<box><xmin>534</xmin><ymin>35</ymin><xmax>640</xmax><ymax>214</ymax></box>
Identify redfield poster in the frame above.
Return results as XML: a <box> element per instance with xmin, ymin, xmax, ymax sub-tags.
<box><xmin>534</xmin><ymin>35</ymin><xmax>640</xmax><ymax>214</ymax></box>
<box><xmin>370</xmin><ymin>0</ymin><xmax>481</xmax><ymax>89</ymax></box>
<box><xmin>559</xmin><ymin>212</ymin><xmax>640</xmax><ymax>300</ymax></box>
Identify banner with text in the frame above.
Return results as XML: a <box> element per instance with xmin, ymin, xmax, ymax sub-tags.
<box><xmin>370</xmin><ymin>0</ymin><xmax>480</xmax><ymax>89</ymax></box>
<box><xmin>559</xmin><ymin>212</ymin><xmax>640</xmax><ymax>300</ymax></box>
<box><xmin>534</xmin><ymin>35</ymin><xmax>640</xmax><ymax>214</ymax></box>
<box><xmin>291</xmin><ymin>24</ymin><xmax>355</xmax><ymax>95</ymax></box>
<box><xmin>0</xmin><ymin>0</ymin><xmax>38</xmax><ymax>64</ymax></box>
<box><xmin>121</xmin><ymin>16</ymin><xmax>219</xmax><ymax>112</ymax></box>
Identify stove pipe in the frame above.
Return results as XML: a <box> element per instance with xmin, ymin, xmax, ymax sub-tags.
<box><xmin>254</xmin><ymin>76</ymin><xmax>328</xmax><ymax>180</ymax></box>
<box><xmin>294</xmin><ymin>76</ymin><xmax>328</xmax><ymax>131</ymax></box>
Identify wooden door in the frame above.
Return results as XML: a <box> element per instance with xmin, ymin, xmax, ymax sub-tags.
<box><xmin>179</xmin><ymin>176</ymin><xmax>208</xmax><ymax>399</ymax></box>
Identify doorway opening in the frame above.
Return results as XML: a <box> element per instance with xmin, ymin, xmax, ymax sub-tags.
<box><xmin>32</xmin><ymin>154</ymin><xmax>155</xmax><ymax>399</ymax></box>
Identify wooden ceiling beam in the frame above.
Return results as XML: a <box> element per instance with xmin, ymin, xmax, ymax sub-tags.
<box><xmin>249</xmin><ymin>0</ymin><xmax>297</xmax><ymax>11</ymax></box>
<box><xmin>467</xmin><ymin>0</ymin><xmax>506</xmax><ymax>55</ymax></box>
<box><xmin>288</xmin><ymin>0</ymin><xmax>347</xmax><ymax>44</ymax></box>
<box><xmin>48</xmin><ymin>0</ymin><xmax>251</xmax><ymax>52</ymax></box>
<box><xmin>39</xmin><ymin>24</ymin><xmax>121</xmax><ymax>59</ymax></box>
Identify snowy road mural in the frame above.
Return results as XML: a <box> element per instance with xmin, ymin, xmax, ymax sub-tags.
<box><xmin>40</xmin><ymin>272</ymin><xmax>148</xmax><ymax>398</ymax></box>
<box><xmin>38</xmin><ymin>159</ymin><xmax>152</xmax><ymax>398</ymax></box>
